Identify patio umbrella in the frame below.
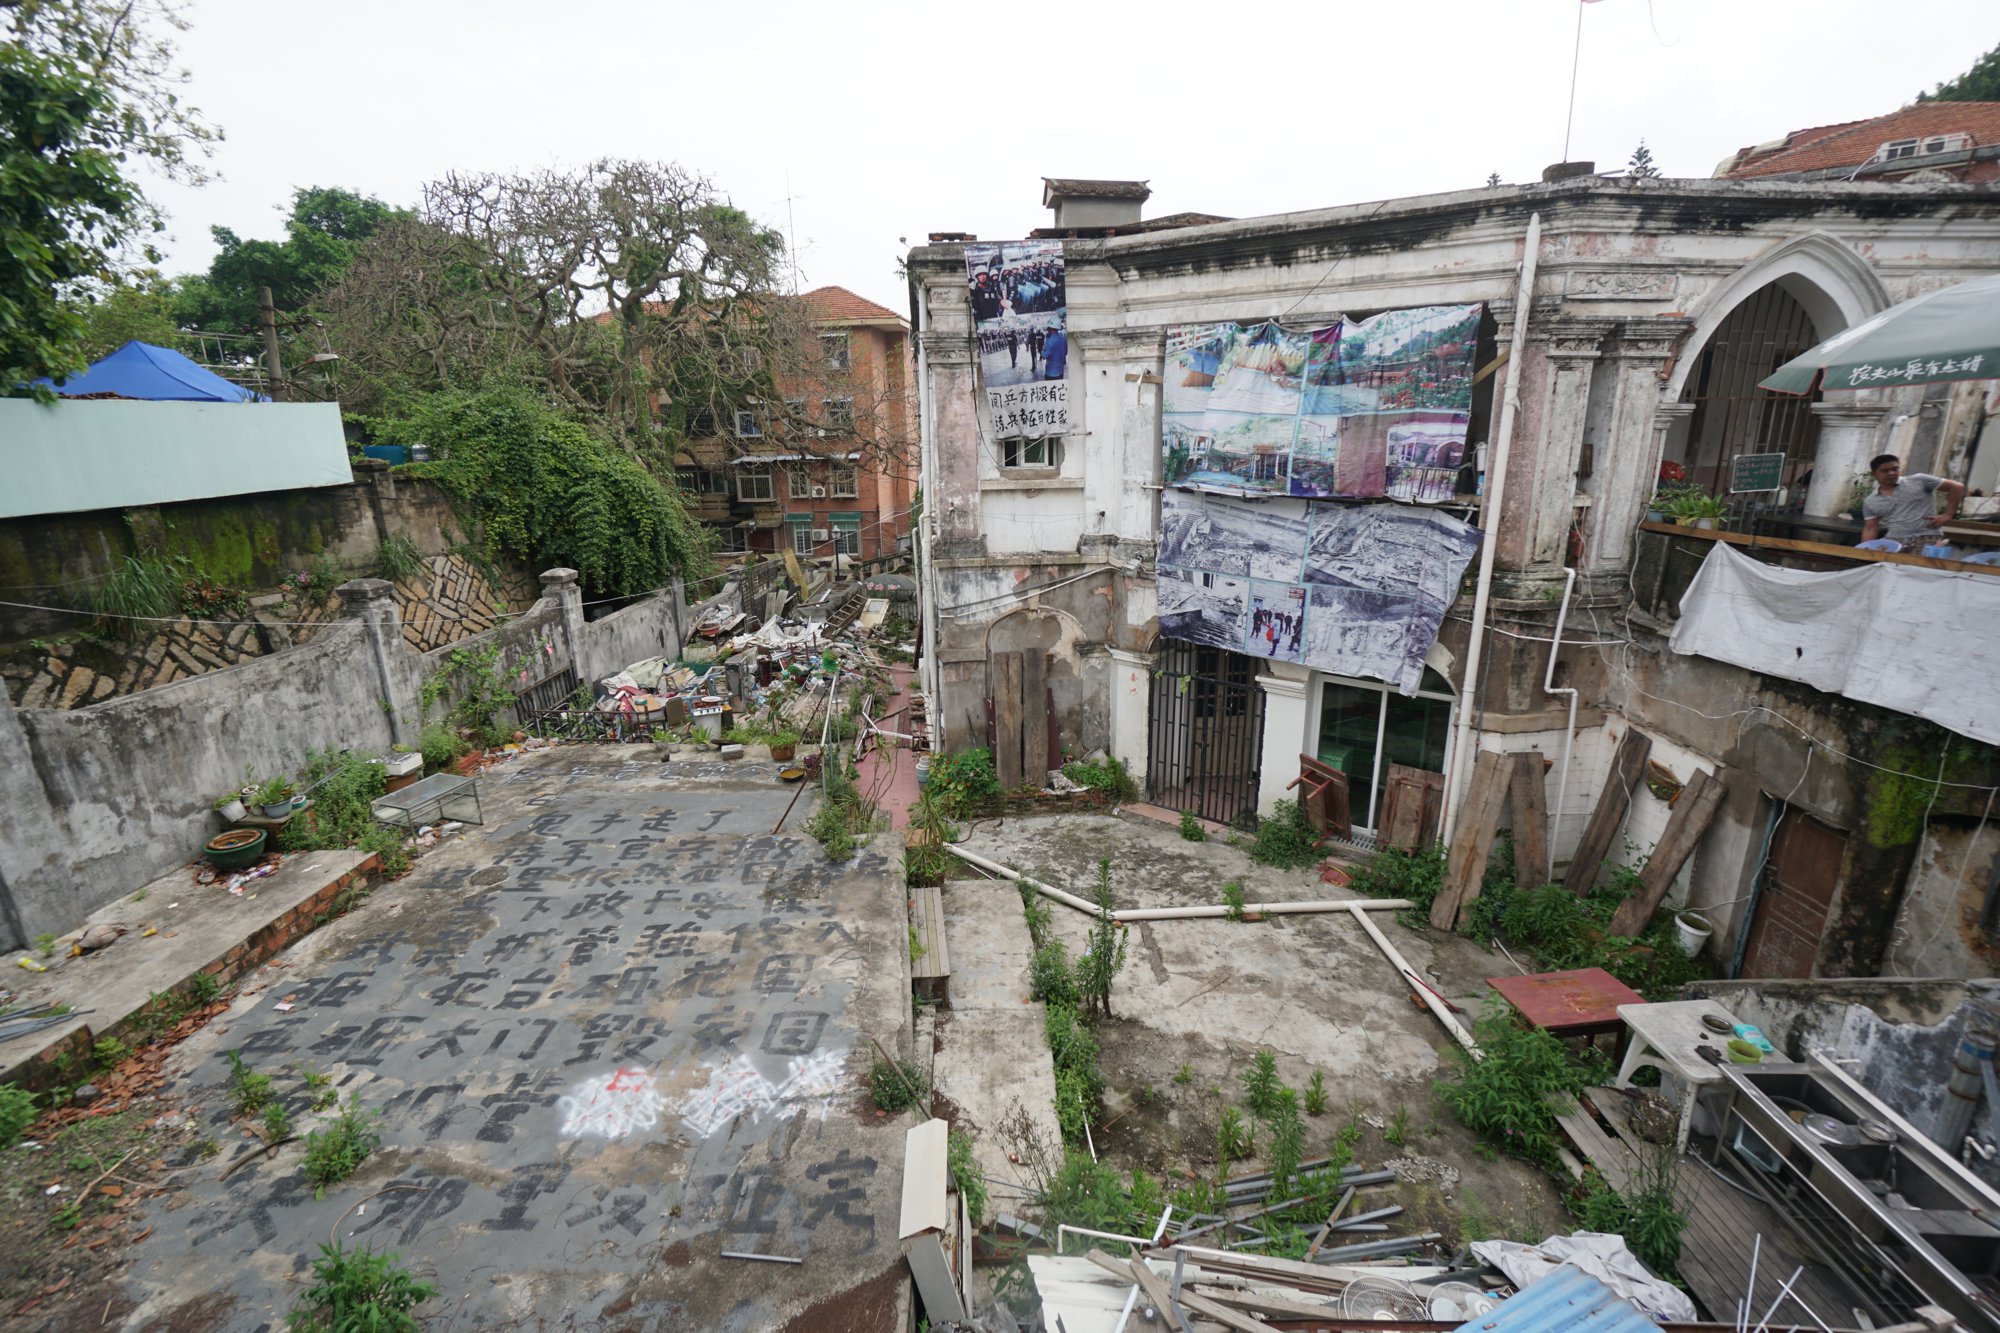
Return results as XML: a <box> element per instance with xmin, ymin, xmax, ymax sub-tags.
<box><xmin>1760</xmin><ymin>271</ymin><xmax>2000</xmax><ymax>395</ymax></box>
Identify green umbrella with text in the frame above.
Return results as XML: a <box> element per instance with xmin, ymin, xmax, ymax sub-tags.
<box><xmin>1760</xmin><ymin>271</ymin><xmax>2000</xmax><ymax>395</ymax></box>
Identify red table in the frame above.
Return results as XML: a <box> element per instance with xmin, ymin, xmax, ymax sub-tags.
<box><xmin>1487</xmin><ymin>967</ymin><xmax>1643</xmax><ymax>1058</ymax></box>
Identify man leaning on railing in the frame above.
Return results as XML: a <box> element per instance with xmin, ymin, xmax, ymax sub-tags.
<box><xmin>1855</xmin><ymin>453</ymin><xmax>1999</xmax><ymax>566</ymax></box>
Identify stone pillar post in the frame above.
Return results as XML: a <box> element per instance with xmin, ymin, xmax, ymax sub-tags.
<box><xmin>1584</xmin><ymin>320</ymin><xmax>1687</xmax><ymax>578</ymax></box>
<box><xmin>337</xmin><ymin>578</ymin><xmax>418</xmax><ymax>748</ymax></box>
<box><xmin>1497</xmin><ymin>323</ymin><xmax>1607</xmax><ymax>584</ymax></box>
<box><xmin>1807</xmin><ymin>397</ymin><xmax>1893</xmax><ymax>517</ymax></box>
<box><xmin>1106</xmin><ymin>646</ymin><xmax>1154</xmax><ymax>795</ymax></box>
<box><xmin>921</xmin><ymin>330</ymin><xmax>985</xmax><ymax>553</ymax></box>
<box><xmin>1253</xmin><ymin>666</ymin><xmax>1313</xmax><ymax>819</ymax></box>
<box><xmin>540</xmin><ymin>568</ymin><xmax>585</xmax><ymax>680</ymax></box>
<box><xmin>1074</xmin><ymin>329</ymin><xmax>1126</xmax><ymax>547</ymax></box>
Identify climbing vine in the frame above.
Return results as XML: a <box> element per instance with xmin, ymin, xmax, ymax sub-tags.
<box><xmin>393</xmin><ymin>387</ymin><xmax>714</xmax><ymax>597</ymax></box>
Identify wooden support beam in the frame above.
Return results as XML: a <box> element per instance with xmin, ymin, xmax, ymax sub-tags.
<box><xmin>1509</xmin><ymin>751</ymin><xmax>1550</xmax><ymax>888</ymax></box>
<box><xmin>1431</xmin><ymin>749</ymin><xmax>1510</xmax><ymax>930</ymax></box>
<box><xmin>1022</xmin><ymin>650</ymin><xmax>1049</xmax><ymax>786</ymax></box>
<box><xmin>992</xmin><ymin>651</ymin><xmax>1023</xmax><ymax>790</ymax></box>
<box><xmin>1609</xmin><ymin>767</ymin><xmax>1726</xmax><ymax>937</ymax></box>
<box><xmin>1565</xmin><ymin>729</ymin><xmax>1651</xmax><ymax>896</ymax></box>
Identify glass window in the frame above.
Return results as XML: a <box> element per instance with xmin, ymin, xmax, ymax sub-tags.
<box><xmin>737</xmin><ymin>466</ymin><xmax>773</xmax><ymax>502</ymax></box>
<box><xmin>1004</xmin><ymin>437</ymin><xmax>1061</xmax><ymax>469</ymax></box>
<box><xmin>825</xmin><ymin>397</ymin><xmax>855</xmax><ymax>432</ymax></box>
<box><xmin>832</xmin><ymin>522</ymin><xmax>861</xmax><ymax>556</ymax></box>
<box><xmin>820</xmin><ymin>333</ymin><xmax>850</xmax><ymax>371</ymax></box>
<box><xmin>733</xmin><ymin>407</ymin><xmax>762</xmax><ymax>438</ymax></box>
<box><xmin>788</xmin><ymin>466</ymin><xmax>813</xmax><ymax>500</ymax></box>
<box><xmin>1316</xmin><ymin>674</ymin><xmax>1453</xmax><ymax>831</ymax></box>
<box><xmin>829</xmin><ymin>464</ymin><xmax>858</xmax><ymax>498</ymax></box>
<box><xmin>791</xmin><ymin>524</ymin><xmax>816</xmax><ymax>556</ymax></box>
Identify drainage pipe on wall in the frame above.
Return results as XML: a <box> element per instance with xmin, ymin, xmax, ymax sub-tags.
<box><xmin>1543</xmin><ymin>566</ymin><xmax>1579</xmax><ymax>882</ymax></box>
<box><xmin>1933</xmin><ymin>1024</ymin><xmax>1997</xmax><ymax>1157</ymax></box>
<box><xmin>1441</xmin><ymin>212</ymin><xmax>1542</xmax><ymax>851</ymax></box>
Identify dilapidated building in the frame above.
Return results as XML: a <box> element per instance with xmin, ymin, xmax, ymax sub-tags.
<box><xmin>908</xmin><ymin>172</ymin><xmax>2000</xmax><ymax>983</ymax></box>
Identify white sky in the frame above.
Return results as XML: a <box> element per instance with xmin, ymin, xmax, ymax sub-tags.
<box><xmin>144</xmin><ymin>0</ymin><xmax>1995</xmax><ymax>317</ymax></box>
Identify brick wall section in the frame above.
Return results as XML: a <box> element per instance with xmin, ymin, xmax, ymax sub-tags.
<box><xmin>5</xmin><ymin>856</ymin><xmax>380</xmax><ymax>1094</ymax></box>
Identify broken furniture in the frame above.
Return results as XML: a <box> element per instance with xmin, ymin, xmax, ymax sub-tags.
<box><xmin>1488</xmin><ymin>966</ymin><xmax>1642</xmax><ymax>1063</ymax></box>
<box><xmin>899</xmin><ymin>1118</ymin><xmax>970</xmax><ymax>1324</ymax></box>
<box><xmin>1613</xmin><ymin>997</ymin><xmax>1742</xmax><ymax>1151</ymax></box>
<box><xmin>370</xmin><ymin>771</ymin><xmax>483</xmax><ymax>831</ymax></box>
<box><xmin>1289</xmin><ymin>753</ymin><xmax>1352</xmax><ymax>840</ymax></box>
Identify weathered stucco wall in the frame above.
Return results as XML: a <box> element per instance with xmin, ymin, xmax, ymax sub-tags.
<box><xmin>577</xmin><ymin>586</ymin><xmax>687</xmax><ymax>685</ymax></box>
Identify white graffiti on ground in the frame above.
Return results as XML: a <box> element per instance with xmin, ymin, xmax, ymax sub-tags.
<box><xmin>559</xmin><ymin>1066</ymin><xmax>668</xmax><ymax>1140</ymax></box>
<box><xmin>677</xmin><ymin>1049</ymin><xmax>851</xmax><ymax>1138</ymax></box>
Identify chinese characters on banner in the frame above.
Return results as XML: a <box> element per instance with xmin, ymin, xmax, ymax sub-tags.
<box><xmin>966</xmin><ymin>240</ymin><xmax>1069</xmax><ymax>438</ymax></box>
<box><xmin>1155</xmin><ymin>303</ymin><xmax>1486</xmax><ymax>693</ymax></box>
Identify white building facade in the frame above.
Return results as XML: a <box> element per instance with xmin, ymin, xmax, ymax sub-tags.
<box><xmin>909</xmin><ymin>175</ymin><xmax>2000</xmax><ymax>981</ymax></box>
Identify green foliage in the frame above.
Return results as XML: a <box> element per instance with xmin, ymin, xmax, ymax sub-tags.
<box><xmin>1075</xmin><ymin>860</ymin><xmax>1129</xmax><ymax>1019</ymax></box>
<box><xmin>422</xmin><ymin>643</ymin><xmax>515</xmax><ymax>744</ymax></box>
<box><xmin>356</xmin><ymin>824</ymin><xmax>412</xmax><ymax>878</ymax></box>
<box><xmin>927</xmin><ymin>747</ymin><xmax>1001</xmax><ymax>816</ymax></box>
<box><xmin>902</xmin><ymin>795</ymin><xmax>958</xmax><ymax>887</ymax></box>
<box><xmin>1265</xmin><ymin>1087</ymin><xmax>1305</xmax><ymax>1197</ymax></box>
<box><xmin>301</xmin><ymin>1067</ymin><xmax>339</xmax><ymax>1112</ymax></box>
<box><xmin>418</xmin><ymin>724</ymin><xmax>468</xmax><ymax>774</ymax></box>
<box><xmin>1240</xmin><ymin>1049</ymin><xmax>1283</xmax><ymax>1120</ymax></box>
<box><xmin>92</xmin><ymin>1036</ymin><xmax>128</xmax><ymax>1066</ymax></box>
<box><xmin>1061</xmin><ymin>756</ymin><xmax>1138</xmax><ymax>801</ymax></box>
<box><xmin>188</xmin><ymin>970</ymin><xmax>222</xmax><ymax>1004</ymax></box>
<box><xmin>1173</xmin><ymin>1063</ymin><xmax>1194</xmax><ymax>1086</ymax></box>
<box><xmin>181</xmin><ymin>185</ymin><xmax>404</xmax><ymax>335</ymax></box>
<box><xmin>1626</xmin><ymin>139</ymin><xmax>1661</xmax><ymax>179</ymax></box>
<box><xmin>947</xmin><ymin>1128</ymin><xmax>987</xmax><ymax>1225</ymax></box>
<box><xmin>868</xmin><ymin>1056</ymin><xmax>929</xmax><ymax>1114</ymax></box>
<box><xmin>1305</xmin><ymin>1071</ymin><xmax>1328</xmax><ymax>1116</ymax></box>
<box><xmin>1468</xmin><ymin>856</ymin><xmax>1705</xmax><ymax>1001</ymax></box>
<box><xmin>263</xmin><ymin>1100</ymin><xmax>292</xmax><ymax>1142</ymax></box>
<box><xmin>1573</xmin><ymin>1148</ymin><xmax>1687</xmax><ymax>1277</ymax></box>
<box><xmin>1029</xmin><ymin>941</ymin><xmax>1079</xmax><ymax>1007</ymax></box>
<box><xmin>1221</xmin><ymin>880</ymin><xmax>1247</xmax><ymax>922</ymax></box>
<box><xmin>94</xmin><ymin>553</ymin><xmax>188</xmax><ymax>622</ymax></box>
<box><xmin>1435</xmin><ymin>1003</ymin><xmax>1598</xmax><ymax>1165</ymax></box>
<box><xmin>1041</xmin><ymin>1153</ymin><xmax>1156</xmax><ymax>1252</ymax></box>
<box><xmin>302</xmin><ymin>1095</ymin><xmax>382</xmax><ymax>1198</ymax></box>
<box><xmin>376</xmin><ymin>534</ymin><xmax>423</xmax><ymax>584</ymax></box>
<box><xmin>1922</xmin><ymin>40</ymin><xmax>2000</xmax><ymax>102</ymax></box>
<box><xmin>286</xmin><ymin>1241</ymin><xmax>436</xmax><ymax>1333</ymax></box>
<box><xmin>399</xmin><ymin>387</ymin><xmax>712</xmax><ymax>598</ymax></box>
<box><xmin>807</xmin><ymin>752</ymin><xmax>873</xmax><ymax>861</ymax></box>
<box><xmin>35</xmin><ymin>931</ymin><xmax>57</xmax><ymax>957</ymax></box>
<box><xmin>1385</xmin><ymin>1105</ymin><xmax>1409</xmax><ymax>1147</ymax></box>
<box><xmin>277</xmin><ymin>750</ymin><xmax>388</xmax><ymax>852</ymax></box>
<box><xmin>1217</xmin><ymin>1106</ymin><xmax>1253</xmax><ymax>1165</ymax></box>
<box><xmin>52</xmin><ymin>1200</ymin><xmax>82</xmax><ymax>1230</ymax></box>
<box><xmin>2</xmin><ymin>1</ymin><xmax>216</xmax><ymax>394</ymax></box>
<box><xmin>1348</xmin><ymin>844</ymin><xmax>1447</xmax><ymax>920</ymax></box>
<box><xmin>1044</xmin><ymin>1003</ymin><xmax>1104</xmax><ymax>1146</ymax></box>
<box><xmin>1249</xmin><ymin>799</ymin><xmax>1323</xmax><ymax>869</ymax></box>
<box><xmin>0</xmin><ymin>1083</ymin><xmax>38</xmax><ymax>1150</ymax></box>
<box><xmin>72</xmin><ymin>267</ymin><xmax>187</xmax><ymax>361</ymax></box>
<box><xmin>1178</xmin><ymin>810</ymin><xmax>1207</xmax><ymax>842</ymax></box>
<box><xmin>226</xmin><ymin>1050</ymin><xmax>274</xmax><ymax>1117</ymax></box>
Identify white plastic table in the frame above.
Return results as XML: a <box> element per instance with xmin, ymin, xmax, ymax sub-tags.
<box><xmin>1614</xmin><ymin>998</ymin><xmax>1742</xmax><ymax>1150</ymax></box>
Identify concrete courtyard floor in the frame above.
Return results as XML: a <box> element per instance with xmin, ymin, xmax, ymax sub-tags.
<box><xmin>951</xmin><ymin>811</ymin><xmax>1566</xmax><ymax>1246</ymax></box>
<box><xmin>106</xmin><ymin>747</ymin><xmax>915</xmax><ymax>1332</ymax></box>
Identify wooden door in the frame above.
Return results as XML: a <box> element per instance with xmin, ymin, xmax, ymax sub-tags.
<box><xmin>1740</xmin><ymin>808</ymin><xmax>1844</xmax><ymax>979</ymax></box>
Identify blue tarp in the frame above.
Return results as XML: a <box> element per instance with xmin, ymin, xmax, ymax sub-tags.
<box><xmin>36</xmin><ymin>341</ymin><xmax>266</xmax><ymax>403</ymax></box>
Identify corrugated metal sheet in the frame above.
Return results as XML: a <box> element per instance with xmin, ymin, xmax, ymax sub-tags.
<box><xmin>1452</xmin><ymin>1267</ymin><xmax>1662</xmax><ymax>1333</ymax></box>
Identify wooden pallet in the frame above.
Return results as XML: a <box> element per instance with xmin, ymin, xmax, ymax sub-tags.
<box><xmin>910</xmin><ymin>884</ymin><xmax>950</xmax><ymax>1007</ymax></box>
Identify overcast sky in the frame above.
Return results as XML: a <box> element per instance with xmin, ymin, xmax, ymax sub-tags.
<box><xmin>143</xmin><ymin>1</ymin><xmax>1994</xmax><ymax>316</ymax></box>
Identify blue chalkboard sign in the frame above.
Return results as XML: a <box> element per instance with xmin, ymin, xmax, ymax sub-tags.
<box><xmin>1730</xmin><ymin>452</ymin><xmax>1785</xmax><ymax>494</ymax></box>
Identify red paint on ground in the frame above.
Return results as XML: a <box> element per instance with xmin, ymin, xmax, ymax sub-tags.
<box><xmin>854</xmin><ymin>665</ymin><xmax>923</xmax><ymax>830</ymax></box>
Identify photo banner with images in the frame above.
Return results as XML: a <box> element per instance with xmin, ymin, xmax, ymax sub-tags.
<box><xmin>966</xmin><ymin>239</ymin><xmax>1069</xmax><ymax>439</ymax></box>
<box><xmin>1163</xmin><ymin>304</ymin><xmax>1482</xmax><ymax>502</ymax></box>
<box><xmin>1157</xmin><ymin>491</ymin><xmax>1481</xmax><ymax>694</ymax></box>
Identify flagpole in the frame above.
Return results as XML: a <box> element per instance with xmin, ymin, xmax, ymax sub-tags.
<box><xmin>1562</xmin><ymin>0</ymin><xmax>1586</xmax><ymax>162</ymax></box>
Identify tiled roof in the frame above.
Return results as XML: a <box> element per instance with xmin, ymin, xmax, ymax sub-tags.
<box><xmin>801</xmin><ymin>285</ymin><xmax>904</xmax><ymax>325</ymax></box>
<box><xmin>1723</xmin><ymin>102</ymin><xmax>2000</xmax><ymax>177</ymax></box>
<box><xmin>1042</xmin><ymin>177</ymin><xmax>1153</xmax><ymax>200</ymax></box>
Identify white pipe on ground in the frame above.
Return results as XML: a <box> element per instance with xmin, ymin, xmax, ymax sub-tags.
<box><xmin>1112</xmin><ymin>899</ymin><xmax>1413</xmax><ymax>923</ymax></box>
<box><xmin>1442</xmin><ymin>212</ymin><xmax>1542</xmax><ymax>851</ymax></box>
<box><xmin>1543</xmin><ymin>566</ymin><xmax>1579</xmax><ymax>883</ymax></box>
<box><xmin>1344</xmin><ymin>904</ymin><xmax>1482</xmax><ymax>1056</ymax></box>
<box><xmin>945</xmin><ymin>844</ymin><xmax>1107</xmax><ymax>918</ymax></box>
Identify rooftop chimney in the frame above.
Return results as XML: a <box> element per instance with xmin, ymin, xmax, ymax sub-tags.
<box><xmin>1041</xmin><ymin>178</ymin><xmax>1151</xmax><ymax>232</ymax></box>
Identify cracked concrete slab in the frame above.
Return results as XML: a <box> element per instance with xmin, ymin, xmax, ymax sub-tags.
<box><xmin>111</xmin><ymin>747</ymin><xmax>913</xmax><ymax>1332</ymax></box>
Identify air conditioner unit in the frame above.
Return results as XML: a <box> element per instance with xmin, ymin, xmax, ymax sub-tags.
<box><xmin>1924</xmin><ymin>132</ymin><xmax>1972</xmax><ymax>155</ymax></box>
<box><xmin>812</xmin><ymin>529</ymin><xmax>831</xmax><ymax>543</ymax></box>
<box><xmin>811</xmin><ymin>485</ymin><xmax>827</xmax><ymax>498</ymax></box>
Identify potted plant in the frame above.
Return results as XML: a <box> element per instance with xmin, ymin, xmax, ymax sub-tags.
<box><xmin>769</xmin><ymin>730</ymin><xmax>801</xmax><ymax>763</ymax></box>
<box><xmin>252</xmin><ymin>776</ymin><xmax>296</xmax><ymax>819</ymax></box>
<box><xmin>1685</xmin><ymin>492</ymin><xmax>1730</xmax><ymax>531</ymax></box>
<box><xmin>1649</xmin><ymin>462</ymin><xmax>1689</xmax><ymax>522</ymax></box>
<box><xmin>213</xmin><ymin>789</ymin><xmax>248</xmax><ymax>823</ymax></box>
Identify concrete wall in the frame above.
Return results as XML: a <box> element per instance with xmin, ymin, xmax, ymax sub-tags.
<box><xmin>0</xmin><ymin>567</ymin><xmax>696</xmax><ymax>949</ymax></box>
<box><xmin>577</xmin><ymin>584</ymin><xmax>687</xmax><ymax>684</ymax></box>
<box><xmin>0</xmin><ymin>399</ymin><xmax>351</xmax><ymax>519</ymax></box>
<box><xmin>1687</xmin><ymin>976</ymin><xmax>2000</xmax><ymax>1188</ymax></box>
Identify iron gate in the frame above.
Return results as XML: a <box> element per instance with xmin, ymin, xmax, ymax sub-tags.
<box><xmin>1147</xmin><ymin>641</ymin><xmax>1265</xmax><ymax>828</ymax></box>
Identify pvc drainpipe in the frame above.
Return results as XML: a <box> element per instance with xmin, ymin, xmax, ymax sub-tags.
<box><xmin>1441</xmin><ymin>211</ymin><xmax>1542</xmax><ymax>851</ymax></box>
<box><xmin>1344</xmin><ymin>904</ymin><xmax>1482</xmax><ymax>1056</ymax></box>
<box><xmin>946</xmin><ymin>844</ymin><xmax>1106</xmax><ymax>918</ymax></box>
<box><xmin>1112</xmin><ymin>899</ymin><xmax>1412</xmax><ymax>923</ymax></box>
<box><xmin>1543</xmin><ymin>566</ymin><xmax>1579</xmax><ymax>882</ymax></box>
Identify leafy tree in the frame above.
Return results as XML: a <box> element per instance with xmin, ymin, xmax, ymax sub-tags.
<box><xmin>73</xmin><ymin>268</ymin><xmax>188</xmax><ymax>360</ymax></box>
<box><xmin>1485</xmin><ymin>171</ymin><xmax>1502</xmax><ymax>187</ymax></box>
<box><xmin>175</xmin><ymin>185</ymin><xmax>405</xmax><ymax>334</ymax></box>
<box><xmin>393</xmin><ymin>385</ymin><xmax>713</xmax><ymax>597</ymax></box>
<box><xmin>1627</xmin><ymin>140</ymin><xmax>1661</xmax><ymax>179</ymax></box>
<box><xmin>1920</xmin><ymin>41</ymin><xmax>2000</xmax><ymax>102</ymax></box>
<box><xmin>1</xmin><ymin>0</ymin><xmax>218</xmax><ymax>394</ymax></box>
